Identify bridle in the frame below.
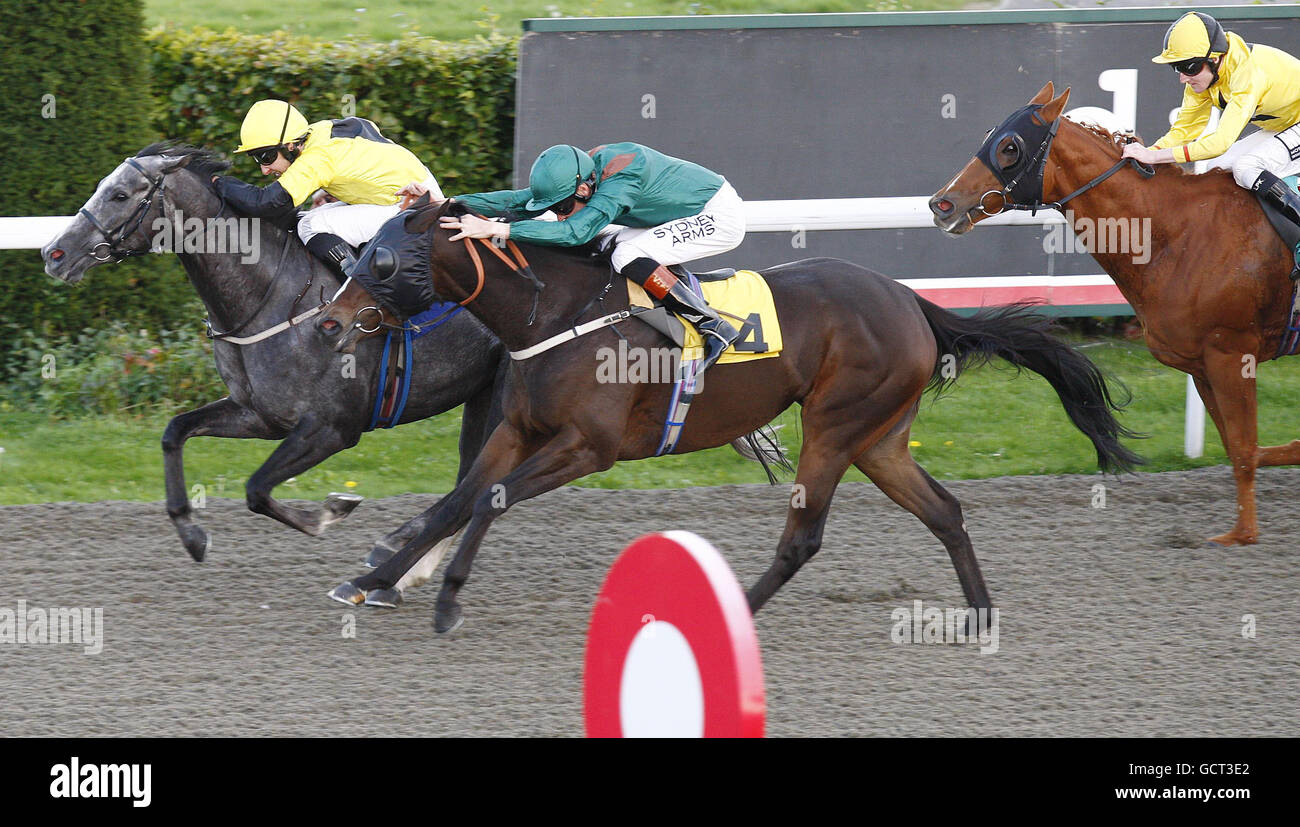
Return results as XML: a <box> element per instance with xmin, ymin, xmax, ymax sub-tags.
<box><xmin>80</xmin><ymin>157</ymin><xmax>166</xmax><ymax>262</ymax></box>
<box><xmin>79</xmin><ymin>154</ymin><xmax>314</xmax><ymax>345</ymax></box>
<box><xmin>974</xmin><ymin>104</ymin><xmax>1155</xmax><ymax>218</ymax></box>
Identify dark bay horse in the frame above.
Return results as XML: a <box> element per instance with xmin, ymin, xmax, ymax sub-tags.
<box><xmin>41</xmin><ymin>144</ymin><xmax>506</xmax><ymax>595</ymax></box>
<box><xmin>930</xmin><ymin>81</ymin><xmax>1299</xmax><ymax>546</ymax></box>
<box><xmin>39</xmin><ymin>143</ymin><xmax>781</xmax><ymax>601</ymax></box>
<box><xmin>314</xmin><ymin>197</ymin><xmax>1141</xmax><ymax>632</ymax></box>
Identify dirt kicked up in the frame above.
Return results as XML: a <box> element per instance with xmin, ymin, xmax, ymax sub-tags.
<box><xmin>2</xmin><ymin>466</ymin><xmax>1297</xmax><ymax>737</ymax></box>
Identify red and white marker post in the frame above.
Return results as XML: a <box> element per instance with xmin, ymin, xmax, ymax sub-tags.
<box><xmin>584</xmin><ymin>531</ymin><xmax>765</xmax><ymax>738</ymax></box>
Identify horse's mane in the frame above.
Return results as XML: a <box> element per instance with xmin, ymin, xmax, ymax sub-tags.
<box><xmin>1062</xmin><ymin>116</ymin><xmax>1231</xmax><ymax>181</ymax></box>
<box><xmin>137</xmin><ymin>141</ymin><xmax>231</xmax><ymax>187</ymax></box>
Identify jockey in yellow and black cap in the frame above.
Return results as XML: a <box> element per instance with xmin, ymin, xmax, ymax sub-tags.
<box><xmin>211</xmin><ymin>99</ymin><xmax>443</xmax><ymax>278</ymax></box>
<box><xmin>1122</xmin><ymin>12</ymin><xmax>1300</xmax><ymax>248</ymax></box>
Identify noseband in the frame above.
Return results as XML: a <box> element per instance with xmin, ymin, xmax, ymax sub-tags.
<box><xmin>79</xmin><ymin>158</ymin><xmax>167</xmax><ymax>262</ymax></box>
<box><xmin>976</xmin><ymin>104</ymin><xmax>1155</xmax><ymax>217</ymax></box>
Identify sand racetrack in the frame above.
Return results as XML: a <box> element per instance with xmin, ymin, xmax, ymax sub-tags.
<box><xmin>2</xmin><ymin>466</ymin><xmax>1297</xmax><ymax>737</ymax></box>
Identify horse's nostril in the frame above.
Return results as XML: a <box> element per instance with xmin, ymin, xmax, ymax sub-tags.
<box><xmin>49</xmin><ymin>249</ymin><xmax>64</xmax><ymax>261</ymax></box>
<box><xmin>319</xmin><ymin>318</ymin><xmax>340</xmax><ymax>335</ymax></box>
<box><xmin>933</xmin><ymin>198</ymin><xmax>954</xmax><ymax>215</ymax></box>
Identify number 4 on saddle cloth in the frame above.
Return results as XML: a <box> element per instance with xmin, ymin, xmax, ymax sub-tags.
<box><xmin>624</xmin><ymin>267</ymin><xmax>784</xmax><ymax>456</ymax></box>
<box><xmin>1256</xmin><ymin>174</ymin><xmax>1300</xmax><ymax>357</ymax></box>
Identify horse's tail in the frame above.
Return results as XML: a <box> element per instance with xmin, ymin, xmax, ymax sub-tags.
<box><xmin>914</xmin><ymin>296</ymin><xmax>1145</xmax><ymax>474</ymax></box>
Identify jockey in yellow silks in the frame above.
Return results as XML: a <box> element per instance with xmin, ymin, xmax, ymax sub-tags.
<box><xmin>211</xmin><ymin>99</ymin><xmax>443</xmax><ymax>278</ymax></box>
<box><xmin>1122</xmin><ymin>12</ymin><xmax>1300</xmax><ymax>248</ymax></box>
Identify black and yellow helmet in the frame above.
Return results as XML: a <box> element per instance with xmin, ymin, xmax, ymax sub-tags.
<box><xmin>1152</xmin><ymin>12</ymin><xmax>1228</xmax><ymax>64</ymax></box>
<box><xmin>235</xmin><ymin>99</ymin><xmax>310</xmax><ymax>154</ymax></box>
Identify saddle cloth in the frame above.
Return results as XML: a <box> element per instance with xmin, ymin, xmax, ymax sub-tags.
<box><xmin>626</xmin><ymin>269</ymin><xmax>783</xmax><ymax>364</ymax></box>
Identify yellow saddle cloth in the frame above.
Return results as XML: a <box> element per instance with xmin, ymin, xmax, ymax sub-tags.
<box><xmin>626</xmin><ymin>269</ymin><xmax>783</xmax><ymax>364</ymax></box>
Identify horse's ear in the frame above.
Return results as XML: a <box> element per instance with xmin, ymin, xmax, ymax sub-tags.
<box><xmin>160</xmin><ymin>154</ymin><xmax>192</xmax><ymax>173</ymax></box>
<box><xmin>1040</xmin><ymin>87</ymin><xmax>1072</xmax><ymax>123</ymax></box>
<box><xmin>404</xmin><ymin>198</ymin><xmax>446</xmax><ymax>234</ymax></box>
<box><xmin>1029</xmin><ymin>81</ymin><xmax>1055</xmax><ymax>105</ymax></box>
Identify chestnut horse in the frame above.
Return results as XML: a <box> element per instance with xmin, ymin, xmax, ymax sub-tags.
<box><xmin>931</xmin><ymin>81</ymin><xmax>1299</xmax><ymax>546</ymax></box>
<box><xmin>315</xmin><ymin>198</ymin><xmax>1141</xmax><ymax>632</ymax></box>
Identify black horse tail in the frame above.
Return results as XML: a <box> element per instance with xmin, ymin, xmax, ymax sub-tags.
<box><xmin>914</xmin><ymin>296</ymin><xmax>1145</xmax><ymax>474</ymax></box>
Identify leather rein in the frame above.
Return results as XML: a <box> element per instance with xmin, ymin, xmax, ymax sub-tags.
<box><xmin>974</xmin><ymin>108</ymin><xmax>1156</xmax><ymax>219</ymax></box>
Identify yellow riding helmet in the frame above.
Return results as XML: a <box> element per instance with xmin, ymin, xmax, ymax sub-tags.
<box><xmin>235</xmin><ymin>100</ymin><xmax>310</xmax><ymax>153</ymax></box>
<box><xmin>1152</xmin><ymin>12</ymin><xmax>1228</xmax><ymax>63</ymax></box>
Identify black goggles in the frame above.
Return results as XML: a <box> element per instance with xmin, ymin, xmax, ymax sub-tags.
<box><xmin>550</xmin><ymin>194</ymin><xmax>578</xmax><ymax>217</ymax></box>
<box><xmin>248</xmin><ymin>146</ymin><xmax>282</xmax><ymax>166</ymax></box>
<box><xmin>1170</xmin><ymin>58</ymin><xmax>1210</xmax><ymax>76</ymax></box>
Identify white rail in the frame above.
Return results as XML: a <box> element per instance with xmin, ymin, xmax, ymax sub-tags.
<box><xmin>3</xmin><ymin>199</ymin><xmax>1203</xmax><ymax>457</ymax></box>
<box><xmin>2</xmin><ymin>198</ymin><xmax>1067</xmax><ymax>249</ymax></box>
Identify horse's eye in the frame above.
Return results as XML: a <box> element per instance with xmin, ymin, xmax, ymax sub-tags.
<box><xmin>112</xmin><ymin>192</ymin><xmax>128</xmax><ymax>201</ymax></box>
<box><xmin>373</xmin><ymin>246</ymin><xmax>398</xmax><ymax>281</ymax></box>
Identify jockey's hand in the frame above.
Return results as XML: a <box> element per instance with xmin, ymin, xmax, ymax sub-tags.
<box><xmin>439</xmin><ymin>213</ymin><xmax>509</xmax><ymax>242</ymax></box>
<box><xmin>1122</xmin><ymin>143</ymin><xmax>1172</xmax><ymax>165</ymax></box>
<box><xmin>396</xmin><ymin>181</ymin><xmax>431</xmax><ymax>210</ymax></box>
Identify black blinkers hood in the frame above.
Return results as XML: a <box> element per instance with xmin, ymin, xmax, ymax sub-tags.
<box><xmin>976</xmin><ymin>102</ymin><xmax>1060</xmax><ymax>209</ymax></box>
<box><xmin>348</xmin><ymin>203</ymin><xmax>441</xmax><ymax>320</ymax></box>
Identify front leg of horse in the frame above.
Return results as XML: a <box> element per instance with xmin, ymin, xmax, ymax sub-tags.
<box><xmin>1200</xmin><ymin>352</ymin><xmax>1262</xmax><ymax>546</ymax></box>
<box><xmin>244</xmin><ymin>414</ymin><xmax>365</xmax><ymax>537</ymax></box>
<box><xmin>329</xmin><ymin>422</ymin><xmax>532</xmax><ymax>608</ymax></box>
<box><xmin>162</xmin><ymin>398</ymin><xmax>282</xmax><ymax>561</ymax></box>
<box><xmin>364</xmin><ymin>384</ymin><xmax>501</xmax><ymax>572</ymax></box>
<box><xmin>433</xmin><ymin>427</ymin><xmax>611</xmax><ymax>634</ymax></box>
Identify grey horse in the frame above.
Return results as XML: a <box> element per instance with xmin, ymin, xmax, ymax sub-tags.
<box><xmin>41</xmin><ymin>142</ymin><xmax>786</xmax><ymax>606</ymax></box>
<box><xmin>41</xmin><ymin>143</ymin><xmax>507</xmax><ymax>601</ymax></box>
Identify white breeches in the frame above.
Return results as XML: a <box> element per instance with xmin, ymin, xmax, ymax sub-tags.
<box><xmin>297</xmin><ymin>176</ymin><xmax>444</xmax><ymax>246</ymax></box>
<box><xmin>601</xmin><ymin>181</ymin><xmax>746</xmax><ymax>273</ymax></box>
<box><xmin>1207</xmin><ymin>124</ymin><xmax>1300</xmax><ymax>188</ymax></box>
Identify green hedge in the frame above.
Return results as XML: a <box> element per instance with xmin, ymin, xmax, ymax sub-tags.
<box><xmin>147</xmin><ymin>27</ymin><xmax>517</xmax><ymax>195</ymax></box>
<box><xmin>0</xmin><ymin>1</ymin><xmax>196</xmax><ymax>390</ymax></box>
<box><xmin>0</xmin><ymin>22</ymin><xmax>518</xmax><ymax>396</ymax></box>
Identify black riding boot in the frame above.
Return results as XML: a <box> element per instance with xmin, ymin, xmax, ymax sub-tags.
<box><xmin>622</xmin><ymin>257</ymin><xmax>742</xmax><ymax>371</ymax></box>
<box><xmin>1252</xmin><ymin>170</ymin><xmax>1300</xmax><ymax>280</ymax></box>
<box><xmin>305</xmin><ymin>232</ymin><xmax>359</xmax><ymax>280</ymax></box>
<box><xmin>661</xmin><ymin>275</ymin><xmax>741</xmax><ymax>372</ymax></box>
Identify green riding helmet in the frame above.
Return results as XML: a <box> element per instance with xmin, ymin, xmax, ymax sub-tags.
<box><xmin>525</xmin><ymin>145</ymin><xmax>596</xmax><ymax>211</ymax></box>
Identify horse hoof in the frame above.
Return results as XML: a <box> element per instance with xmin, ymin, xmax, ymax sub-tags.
<box><xmin>183</xmin><ymin>526</ymin><xmax>211</xmax><ymax>562</ymax></box>
<box><xmin>323</xmin><ymin>492</ymin><xmax>364</xmax><ymax>523</ymax></box>
<box><xmin>434</xmin><ymin>604</ymin><xmax>464</xmax><ymax>634</ymax></box>
<box><xmin>364</xmin><ymin>587</ymin><xmax>402</xmax><ymax>609</ymax></box>
<box><xmin>1206</xmin><ymin>532</ymin><xmax>1255</xmax><ymax>547</ymax></box>
<box><xmin>327</xmin><ymin>582</ymin><xmax>366</xmax><ymax>606</ymax></box>
<box><xmin>362</xmin><ymin>543</ymin><xmax>398</xmax><ymax>569</ymax></box>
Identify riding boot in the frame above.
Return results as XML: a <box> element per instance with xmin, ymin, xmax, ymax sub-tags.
<box><xmin>1252</xmin><ymin>171</ymin><xmax>1300</xmax><ymax>280</ymax></box>
<box><xmin>305</xmin><ymin>232</ymin><xmax>359</xmax><ymax>280</ymax></box>
<box><xmin>652</xmin><ymin>266</ymin><xmax>741</xmax><ymax>371</ymax></box>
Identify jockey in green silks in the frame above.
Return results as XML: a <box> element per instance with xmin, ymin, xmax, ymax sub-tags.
<box><xmin>439</xmin><ymin>143</ymin><xmax>747</xmax><ymax>372</ymax></box>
